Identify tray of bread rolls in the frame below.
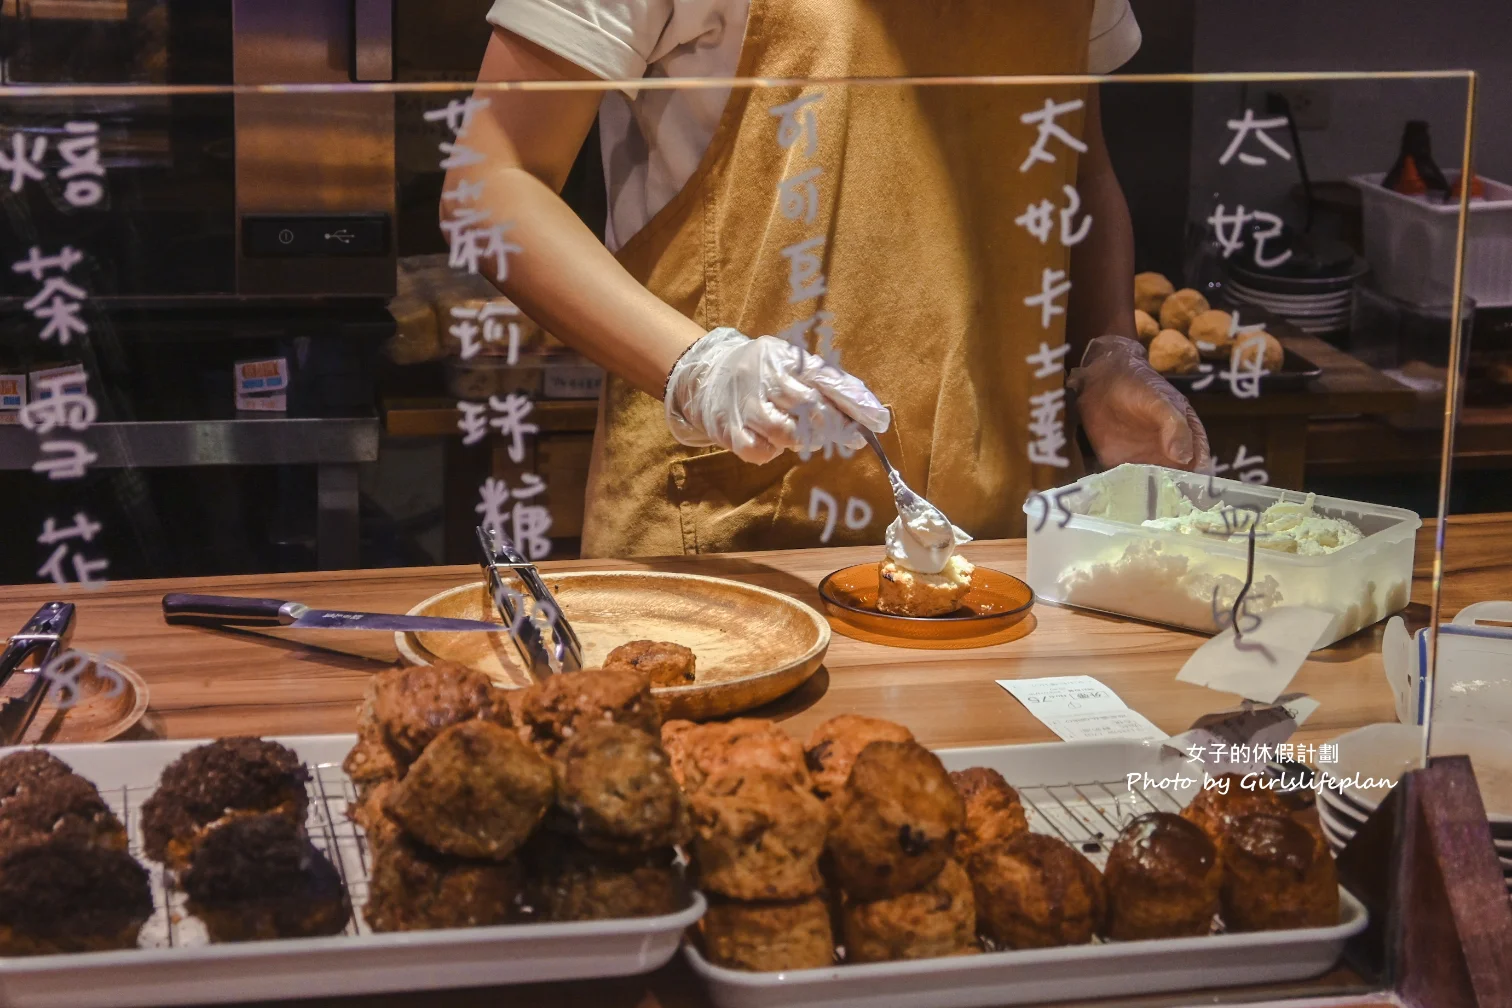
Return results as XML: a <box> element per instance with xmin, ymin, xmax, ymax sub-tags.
<box><xmin>0</xmin><ymin>659</ymin><xmax>717</xmax><ymax>1008</ymax></box>
<box><xmin>0</xmin><ymin>731</ymin><xmax>703</xmax><ymax>1008</ymax></box>
<box><xmin>680</xmin><ymin>724</ymin><xmax>1368</xmax><ymax>1008</ymax></box>
<box><xmin>0</xmin><ymin>662</ymin><xmax>1365</xmax><ymax>1008</ymax></box>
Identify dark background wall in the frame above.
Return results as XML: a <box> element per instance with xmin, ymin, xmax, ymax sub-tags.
<box><xmin>1105</xmin><ymin>0</ymin><xmax>1503</xmax><ymax>280</ymax></box>
<box><xmin>1102</xmin><ymin>0</ymin><xmax>1197</xmax><ymax>279</ymax></box>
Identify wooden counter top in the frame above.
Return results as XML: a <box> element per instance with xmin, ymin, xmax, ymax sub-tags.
<box><xmin>3</xmin><ymin>514</ymin><xmax>1500</xmax><ymax>1008</ymax></box>
<box><xmin>0</xmin><ymin>536</ymin><xmax>1427</xmax><ymax>748</ymax></box>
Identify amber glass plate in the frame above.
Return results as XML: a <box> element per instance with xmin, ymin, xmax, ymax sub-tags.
<box><xmin>817</xmin><ymin>563</ymin><xmax>1034</xmax><ymax>645</ymax></box>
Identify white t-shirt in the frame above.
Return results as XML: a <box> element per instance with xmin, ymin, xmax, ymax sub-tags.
<box><xmin>487</xmin><ymin>0</ymin><xmax>1142</xmax><ymax>251</ymax></box>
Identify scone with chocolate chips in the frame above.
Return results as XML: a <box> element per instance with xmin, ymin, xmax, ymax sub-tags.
<box><xmin>950</xmin><ymin>767</ymin><xmax>1029</xmax><ymax>864</ymax></box>
<box><xmin>969</xmin><ymin>831</ymin><xmax>1105</xmax><ymax>949</ymax></box>
<box><xmin>700</xmin><ymin>895</ymin><xmax>835</xmax><ymax>971</ymax></box>
<box><xmin>604</xmin><ymin>640</ymin><xmax>696</xmax><ymax>687</ymax></box>
<box><xmin>843</xmin><ymin>857</ymin><xmax>977</xmax><ymax>962</ymax></box>
<box><xmin>688</xmin><ymin>768</ymin><xmax>827</xmax><ymax>901</ymax></box>
<box><xmin>553</xmin><ymin>722</ymin><xmax>690</xmax><ymax>855</ymax></box>
<box><xmin>804</xmin><ymin>715</ymin><xmax>914</xmax><ymax>801</ymax></box>
<box><xmin>826</xmin><ymin>741</ymin><xmax>964</xmax><ymax>900</ymax></box>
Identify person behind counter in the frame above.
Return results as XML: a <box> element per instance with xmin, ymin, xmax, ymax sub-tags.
<box><xmin>449</xmin><ymin>0</ymin><xmax>1210</xmax><ymax>558</ymax></box>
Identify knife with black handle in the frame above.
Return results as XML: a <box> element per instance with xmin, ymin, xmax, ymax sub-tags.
<box><xmin>161</xmin><ymin>594</ymin><xmax>505</xmax><ymax>633</ymax></box>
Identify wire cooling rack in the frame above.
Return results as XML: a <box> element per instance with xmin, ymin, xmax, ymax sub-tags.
<box><xmin>1014</xmin><ymin>778</ymin><xmax>1192</xmax><ymax>869</ymax></box>
<box><xmin>116</xmin><ymin>763</ymin><xmax>372</xmax><ymax>948</ymax></box>
<box><xmin>110</xmin><ymin>753</ymin><xmax>1199</xmax><ymax>946</ymax></box>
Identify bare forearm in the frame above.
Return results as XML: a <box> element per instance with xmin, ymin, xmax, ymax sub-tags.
<box><xmin>1066</xmin><ymin>87</ymin><xmax>1136</xmax><ymax>360</ymax></box>
<box><xmin>458</xmin><ymin>163</ymin><xmax>703</xmax><ymax>396</ymax></box>
<box><xmin>447</xmin><ymin>29</ymin><xmax>704</xmax><ymax>398</ymax></box>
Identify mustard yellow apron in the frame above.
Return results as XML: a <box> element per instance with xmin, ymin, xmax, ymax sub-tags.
<box><xmin>583</xmin><ymin>0</ymin><xmax>1095</xmax><ymax>558</ymax></box>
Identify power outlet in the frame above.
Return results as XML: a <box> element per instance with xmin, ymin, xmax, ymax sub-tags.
<box><xmin>1267</xmin><ymin>87</ymin><xmax>1331</xmax><ymax>131</ymax></box>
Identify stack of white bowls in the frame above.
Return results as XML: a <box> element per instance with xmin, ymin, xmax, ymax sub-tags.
<box><xmin>1227</xmin><ymin>281</ymin><xmax>1353</xmax><ymax>336</ymax></box>
<box><xmin>1317</xmin><ymin>722</ymin><xmax>1512</xmax><ymax>894</ymax></box>
<box><xmin>1225</xmin><ymin>257</ymin><xmax>1369</xmax><ymax>340</ymax></box>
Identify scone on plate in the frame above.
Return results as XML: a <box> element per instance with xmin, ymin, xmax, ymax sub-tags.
<box><xmin>876</xmin><ymin>555</ymin><xmax>974</xmax><ymax>617</ymax></box>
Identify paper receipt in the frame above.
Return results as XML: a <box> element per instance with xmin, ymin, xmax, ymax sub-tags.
<box><xmin>997</xmin><ymin>675</ymin><xmax>1167</xmax><ymax>742</ymax></box>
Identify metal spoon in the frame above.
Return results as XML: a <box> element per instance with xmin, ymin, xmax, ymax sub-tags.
<box><xmin>858</xmin><ymin>427</ymin><xmax>954</xmax><ymax>549</ymax></box>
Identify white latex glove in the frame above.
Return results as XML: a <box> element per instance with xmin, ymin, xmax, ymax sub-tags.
<box><xmin>664</xmin><ymin>327</ymin><xmax>891</xmax><ymax>464</ymax></box>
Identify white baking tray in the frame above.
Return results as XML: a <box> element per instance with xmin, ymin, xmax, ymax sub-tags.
<box><xmin>687</xmin><ymin>739</ymin><xmax>1368</xmax><ymax>1008</ymax></box>
<box><xmin>0</xmin><ymin>735</ymin><xmax>704</xmax><ymax>1008</ymax></box>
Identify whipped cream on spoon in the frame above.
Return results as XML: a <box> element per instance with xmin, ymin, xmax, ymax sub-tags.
<box><xmin>857</xmin><ymin>427</ymin><xmax>972</xmax><ymax>574</ymax></box>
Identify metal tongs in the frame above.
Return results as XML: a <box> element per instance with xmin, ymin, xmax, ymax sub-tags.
<box><xmin>476</xmin><ymin>526</ymin><xmax>583</xmax><ymax>678</ymax></box>
<box><xmin>0</xmin><ymin>601</ymin><xmax>75</xmax><ymax>746</ymax></box>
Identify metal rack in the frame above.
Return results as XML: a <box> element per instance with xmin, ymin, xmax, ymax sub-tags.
<box><xmin>104</xmin><ymin>761</ymin><xmax>1199</xmax><ymax>948</ymax></box>
<box><xmin>114</xmin><ymin>761</ymin><xmax>374</xmax><ymax>948</ymax></box>
<box><xmin>1015</xmin><ymin>778</ymin><xmax>1191</xmax><ymax>869</ymax></box>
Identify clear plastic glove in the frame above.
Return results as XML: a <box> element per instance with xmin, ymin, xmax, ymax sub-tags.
<box><xmin>1067</xmin><ymin>335</ymin><xmax>1210</xmax><ymax>471</ymax></box>
<box><xmin>665</xmin><ymin>327</ymin><xmax>891</xmax><ymax>464</ymax></box>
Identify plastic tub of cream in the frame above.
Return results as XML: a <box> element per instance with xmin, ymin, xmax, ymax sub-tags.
<box><xmin>1023</xmin><ymin>463</ymin><xmax>1420</xmax><ymax>648</ymax></box>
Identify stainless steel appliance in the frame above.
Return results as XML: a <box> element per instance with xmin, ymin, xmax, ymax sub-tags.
<box><xmin>0</xmin><ymin>2</ymin><xmax>496</xmax><ymax>578</ymax></box>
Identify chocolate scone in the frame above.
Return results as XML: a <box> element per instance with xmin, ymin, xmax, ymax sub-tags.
<box><xmin>0</xmin><ymin>750</ymin><xmax>75</xmax><ymax>800</ymax></box>
<box><xmin>0</xmin><ymin>772</ymin><xmax>127</xmax><ymax>854</ymax></box>
<box><xmin>1104</xmin><ymin>812</ymin><xmax>1221</xmax><ymax>940</ymax></box>
<box><xmin>181</xmin><ymin>814</ymin><xmax>349</xmax><ymax>943</ymax></box>
<box><xmin>0</xmin><ymin>841</ymin><xmax>152</xmax><ymax>955</ymax></box>
<box><xmin>139</xmin><ymin>737</ymin><xmax>309</xmax><ymax>870</ymax></box>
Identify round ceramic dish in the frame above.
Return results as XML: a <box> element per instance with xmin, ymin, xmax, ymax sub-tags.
<box><xmin>1319</xmin><ymin>786</ymin><xmax>1369</xmax><ymax>826</ymax></box>
<box><xmin>1327</xmin><ymin>721</ymin><xmax>1512</xmax><ymax>825</ymax></box>
<box><xmin>1318</xmin><ymin>810</ymin><xmax>1354</xmax><ymax>853</ymax></box>
<box><xmin>395</xmin><ymin>572</ymin><xmax>830</xmax><ymax>721</ymax></box>
<box><xmin>1318</xmin><ymin>796</ymin><xmax>1364</xmax><ymax>840</ymax></box>
<box><xmin>817</xmin><ymin>563</ymin><xmax>1033</xmax><ymax>643</ymax></box>
<box><xmin>2</xmin><ymin>656</ymin><xmax>150</xmax><ymax>744</ymax></box>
